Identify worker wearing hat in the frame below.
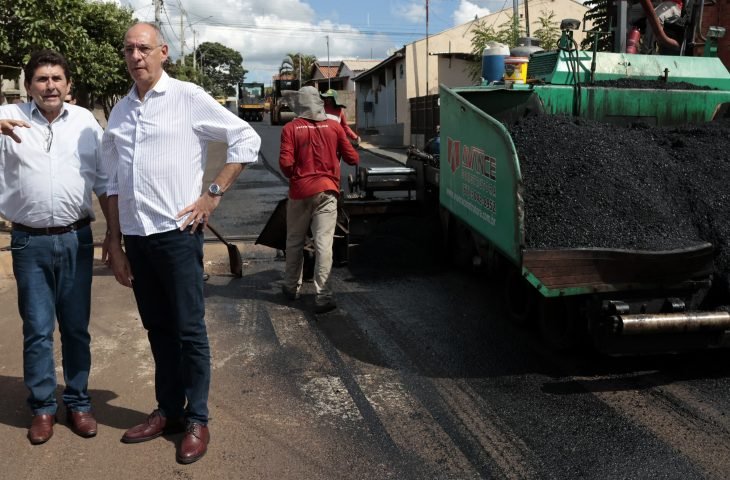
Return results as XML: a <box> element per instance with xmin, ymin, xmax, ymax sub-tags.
<box><xmin>320</xmin><ymin>89</ymin><xmax>360</xmax><ymax>145</ymax></box>
<box><xmin>279</xmin><ymin>86</ymin><xmax>360</xmax><ymax>313</ymax></box>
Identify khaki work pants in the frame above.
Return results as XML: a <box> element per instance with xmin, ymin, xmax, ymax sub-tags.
<box><xmin>284</xmin><ymin>191</ymin><xmax>338</xmax><ymax>300</ymax></box>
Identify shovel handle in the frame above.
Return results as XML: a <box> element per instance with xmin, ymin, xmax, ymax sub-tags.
<box><xmin>206</xmin><ymin>223</ymin><xmax>227</xmax><ymax>245</ymax></box>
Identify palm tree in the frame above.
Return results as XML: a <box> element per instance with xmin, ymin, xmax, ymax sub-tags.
<box><xmin>279</xmin><ymin>52</ymin><xmax>318</xmax><ymax>82</ymax></box>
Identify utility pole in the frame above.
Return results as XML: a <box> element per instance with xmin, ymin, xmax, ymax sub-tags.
<box><xmin>326</xmin><ymin>35</ymin><xmax>331</xmax><ymax>90</ymax></box>
<box><xmin>154</xmin><ymin>0</ymin><xmax>162</xmax><ymax>30</ymax></box>
<box><xmin>180</xmin><ymin>9</ymin><xmax>185</xmax><ymax>66</ymax></box>
<box><xmin>420</xmin><ymin>0</ymin><xmax>426</xmax><ymax>96</ymax></box>
<box><xmin>192</xmin><ymin>30</ymin><xmax>197</xmax><ymax>71</ymax></box>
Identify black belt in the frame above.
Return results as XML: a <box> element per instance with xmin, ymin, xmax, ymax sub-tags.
<box><xmin>12</xmin><ymin>217</ymin><xmax>91</xmax><ymax>235</ymax></box>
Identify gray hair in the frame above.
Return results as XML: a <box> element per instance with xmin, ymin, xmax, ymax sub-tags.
<box><xmin>126</xmin><ymin>22</ymin><xmax>166</xmax><ymax>45</ymax></box>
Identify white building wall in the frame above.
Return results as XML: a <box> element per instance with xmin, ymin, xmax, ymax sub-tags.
<box><xmin>437</xmin><ymin>57</ymin><xmax>477</xmax><ymax>89</ymax></box>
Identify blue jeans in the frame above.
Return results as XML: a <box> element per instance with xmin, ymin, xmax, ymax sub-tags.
<box><xmin>11</xmin><ymin>225</ymin><xmax>94</xmax><ymax>415</ymax></box>
<box><xmin>124</xmin><ymin>228</ymin><xmax>209</xmax><ymax>425</ymax></box>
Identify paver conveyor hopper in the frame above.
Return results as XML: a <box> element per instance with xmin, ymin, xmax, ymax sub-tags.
<box><xmin>430</xmin><ymin>26</ymin><xmax>730</xmax><ymax>352</ymax></box>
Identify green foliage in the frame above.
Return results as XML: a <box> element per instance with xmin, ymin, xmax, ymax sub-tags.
<box><xmin>581</xmin><ymin>0</ymin><xmax>613</xmax><ymax>51</ymax></box>
<box><xmin>467</xmin><ymin>13</ymin><xmax>524</xmax><ymax>82</ymax></box>
<box><xmin>167</xmin><ymin>60</ymin><xmax>206</xmax><ymax>86</ymax></box>
<box><xmin>188</xmin><ymin>41</ymin><xmax>245</xmax><ymax>97</ymax></box>
<box><xmin>499</xmin><ymin>14</ymin><xmax>525</xmax><ymax>49</ymax></box>
<box><xmin>466</xmin><ymin>10</ymin><xmax>562</xmax><ymax>82</ymax></box>
<box><xmin>0</xmin><ymin>0</ymin><xmax>135</xmax><ymax>116</ymax></box>
<box><xmin>533</xmin><ymin>10</ymin><xmax>560</xmax><ymax>52</ymax></box>
<box><xmin>279</xmin><ymin>52</ymin><xmax>317</xmax><ymax>81</ymax></box>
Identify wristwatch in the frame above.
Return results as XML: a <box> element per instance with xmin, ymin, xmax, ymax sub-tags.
<box><xmin>208</xmin><ymin>183</ymin><xmax>224</xmax><ymax>196</ymax></box>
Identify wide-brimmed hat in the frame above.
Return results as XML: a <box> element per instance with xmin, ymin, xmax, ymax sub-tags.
<box><xmin>282</xmin><ymin>86</ymin><xmax>327</xmax><ymax>121</ymax></box>
<box><xmin>320</xmin><ymin>88</ymin><xmax>345</xmax><ymax>107</ymax></box>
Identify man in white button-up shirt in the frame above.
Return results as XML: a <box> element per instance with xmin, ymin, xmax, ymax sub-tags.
<box><xmin>0</xmin><ymin>50</ymin><xmax>109</xmax><ymax>445</ymax></box>
<box><xmin>102</xmin><ymin>22</ymin><xmax>260</xmax><ymax>465</ymax></box>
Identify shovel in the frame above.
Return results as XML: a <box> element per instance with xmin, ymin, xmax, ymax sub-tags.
<box><xmin>206</xmin><ymin>223</ymin><xmax>243</xmax><ymax>278</ymax></box>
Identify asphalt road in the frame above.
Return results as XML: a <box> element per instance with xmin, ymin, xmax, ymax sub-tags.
<box><xmin>0</xmin><ymin>118</ymin><xmax>729</xmax><ymax>479</ymax></box>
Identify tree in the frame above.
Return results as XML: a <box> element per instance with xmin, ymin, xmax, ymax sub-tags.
<box><xmin>467</xmin><ymin>11</ymin><xmax>561</xmax><ymax>82</ymax></box>
<box><xmin>167</xmin><ymin>60</ymin><xmax>208</xmax><ymax>87</ymax></box>
<box><xmin>467</xmin><ymin>14</ymin><xmax>524</xmax><ymax>82</ymax></box>
<box><xmin>581</xmin><ymin>0</ymin><xmax>613</xmax><ymax>51</ymax></box>
<box><xmin>0</xmin><ymin>0</ymin><xmax>135</xmax><ymax>116</ymax></box>
<box><xmin>533</xmin><ymin>10</ymin><xmax>561</xmax><ymax>52</ymax></box>
<box><xmin>279</xmin><ymin>52</ymin><xmax>317</xmax><ymax>82</ymax></box>
<box><xmin>193</xmin><ymin>41</ymin><xmax>246</xmax><ymax>97</ymax></box>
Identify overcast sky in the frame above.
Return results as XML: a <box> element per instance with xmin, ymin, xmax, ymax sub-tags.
<box><xmin>112</xmin><ymin>0</ymin><xmax>506</xmax><ymax>84</ymax></box>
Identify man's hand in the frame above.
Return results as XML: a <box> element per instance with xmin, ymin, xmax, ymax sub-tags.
<box><xmin>177</xmin><ymin>193</ymin><xmax>221</xmax><ymax>233</ymax></box>
<box><xmin>101</xmin><ymin>231</ymin><xmax>111</xmax><ymax>265</ymax></box>
<box><xmin>0</xmin><ymin>119</ymin><xmax>30</xmax><ymax>143</ymax></box>
<box><xmin>107</xmin><ymin>242</ymin><xmax>134</xmax><ymax>288</ymax></box>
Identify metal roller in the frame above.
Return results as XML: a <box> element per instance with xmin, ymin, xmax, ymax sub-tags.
<box><xmin>355</xmin><ymin>167</ymin><xmax>417</xmax><ymax>198</ymax></box>
<box><xmin>616</xmin><ymin>311</ymin><xmax>730</xmax><ymax>335</ymax></box>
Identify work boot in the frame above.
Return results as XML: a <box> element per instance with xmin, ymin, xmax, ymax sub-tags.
<box><xmin>282</xmin><ymin>285</ymin><xmax>300</xmax><ymax>301</ymax></box>
<box><xmin>314</xmin><ymin>294</ymin><xmax>336</xmax><ymax>314</ymax></box>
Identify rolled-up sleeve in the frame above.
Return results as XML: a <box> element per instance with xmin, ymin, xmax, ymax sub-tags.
<box><xmin>92</xmin><ymin>124</ymin><xmax>108</xmax><ymax>197</ymax></box>
<box><xmin>101</xmin><ymin>128</ymin><xmax>119</xmax><ymax>196</ymax></box>
<box><xmin>191</xmin><ymin>87</ymin><xmax>261</xmax><ymax>164</ymax></box>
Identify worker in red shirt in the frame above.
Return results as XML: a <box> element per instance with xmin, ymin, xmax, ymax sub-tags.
<box><xmin>320</xmin><ymin>89</ymin><xmax>360</xmax><ymax>146</ymax></box>
<box><xmin>279</xmin><ymin>86</ymin><xmax>359</xmax><ymax>313</ymax></box>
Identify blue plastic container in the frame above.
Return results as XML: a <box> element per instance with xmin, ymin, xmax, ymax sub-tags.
<box><xmin>481</xmin><ymin>43</ymin><xmax>510</xmax><ymax>84</ymax></box>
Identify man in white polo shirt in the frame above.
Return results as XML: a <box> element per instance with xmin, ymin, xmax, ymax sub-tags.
<box><xmin>102</xmin><ymin>22</ymin><xmax>260</xmax><ymax>465</ymax></box>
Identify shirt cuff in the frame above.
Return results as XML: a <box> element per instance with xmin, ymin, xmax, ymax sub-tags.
<box><xmin>226</xmin><ymin>146</ymin><xmax>259</xmax><ymax>164</ymax></box>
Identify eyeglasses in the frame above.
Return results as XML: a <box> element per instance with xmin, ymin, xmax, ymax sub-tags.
<box><xmin>45</xmin><ymin>125</ymin><xmax>53</xmax><ymax>153</ymax></box>
<box><xmin>121</xmin><ymin>45</ymin><xmax>163</xmax><ymax>58</ymax></box>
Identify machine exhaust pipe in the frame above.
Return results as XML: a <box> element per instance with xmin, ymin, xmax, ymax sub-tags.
<box><xmin>615</xmin><ymin>311</ymin><xmax>730</xmax><ymax>335</ymax></box>
<box><xmin>638</xmin><ymin>0</ymin><xmax>680</xmax><ymax>50</ymax></box>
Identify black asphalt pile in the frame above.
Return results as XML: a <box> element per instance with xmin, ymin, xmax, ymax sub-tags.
<box><xmin>511</xmin><ymin>115</ymin><xmax>730</xmax><ymax>280</ymax></box>
<box><xmin>590</xmin><ymin>79</ymin><xmax>715</xmax><ymax>90</ymax></box>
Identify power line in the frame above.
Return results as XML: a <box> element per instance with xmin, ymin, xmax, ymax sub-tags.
<box><xmin>166</xmin><ymin>11</ymin><xmax>432</xmax><ymax>38</ymax></box>
<box><xmin>161</xmin><ymin>4</ymin><xmax>181</xmax><ymax>44</ymax></box>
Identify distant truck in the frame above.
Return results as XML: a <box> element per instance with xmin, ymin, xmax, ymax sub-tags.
<box><xmin>237</xmin><ymin>82</ymin><xmax>265</xmax><ymax>122</ymax></box>
<box><xmin>270</xmin><ymin>79</ymin><xmax>300</xmax><ymax>125</ymax></box>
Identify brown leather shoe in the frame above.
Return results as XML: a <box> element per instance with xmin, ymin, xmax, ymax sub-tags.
<box><xmin>176</xmin><ymin>423</ymin><xmax>210</xmax><ymax>464</ymax></box>
<box><xmin>68</xmin><ymin>410</ymin><xmax>97</xmax><ymax>438</ymax></box>
<box><xmin>121</xmin><ymin>409</ymin><xmax>185</xmax><ymax>444</ymax></box>
<box><xmin>28</xmin><ymin>414</ymin><xmax>55</xmax><ymax>445</ymax></box>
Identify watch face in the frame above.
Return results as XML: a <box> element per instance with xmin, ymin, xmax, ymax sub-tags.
<box><xmin>209</xmin><ymin>183</ymin><xmax>222</xmax><ymax>195</ymax></box>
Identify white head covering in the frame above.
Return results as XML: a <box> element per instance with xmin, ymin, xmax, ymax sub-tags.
<box><xmin>282</xmin><ymin>86</ymin><xmax>327</xmax><ymax>121</ymax></box>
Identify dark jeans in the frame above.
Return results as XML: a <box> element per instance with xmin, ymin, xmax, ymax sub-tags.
<box><xmin>11</xmin><ymin>225</ymin><xmax>94</xmax><ymax>414</ymax></box>
<box><xmin>124</xmin><ymin>228</ymin><xmax>209</xmax><ymax>425</ymax></box>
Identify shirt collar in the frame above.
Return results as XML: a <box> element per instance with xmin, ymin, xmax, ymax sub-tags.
<box><xmin>29</xmin><ymin>100</ymin><xmax>69</xmax><ymax>124</ymax></box>
<box><xmin>128</xmin><ymin>71</ymin><xmax>170</xmax><ymax>102</ymax></box>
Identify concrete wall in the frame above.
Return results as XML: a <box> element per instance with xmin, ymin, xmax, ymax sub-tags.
<box><xmin>0</xmin><ymin>69</ymin><xmax>27</xmax><ymax>103</ymax></box>
<box><xmin>437</xmin><ymin>56</ymin><xmax>477</xmax><ymax>89</ymax></box>
<box><xmin>355</xmin><ymin>58</ymin><xmax>407</xmax><ymax>147</ymax></box>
